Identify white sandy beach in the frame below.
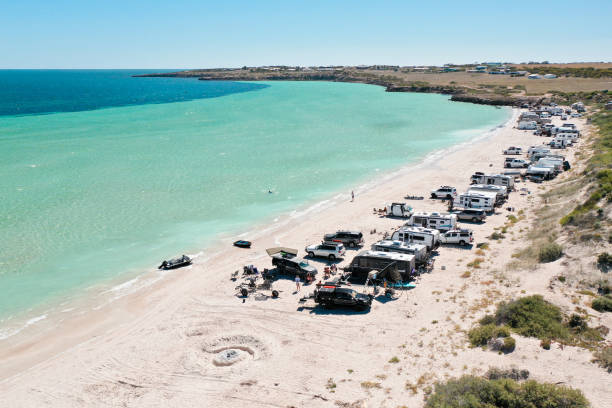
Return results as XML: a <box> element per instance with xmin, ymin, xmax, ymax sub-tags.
<box><xmin>1</xmin><ymin>109</ymin><xmax>610</xmax><ymax>408</ymax></box>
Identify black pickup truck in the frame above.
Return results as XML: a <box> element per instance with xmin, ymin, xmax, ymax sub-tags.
<box><xmin>314</xmin><ymin>286</ymin><xmax>373</xmax><ymax>311</ymax></box>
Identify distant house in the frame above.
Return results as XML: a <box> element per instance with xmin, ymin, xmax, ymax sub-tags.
<box><xmin>606</xmin><ymin>101</ymin><xmax>612</xmax><ymax>110</ymax></box>
<box><xmin>475</xmin><ymin>66</ymin><xmax>487</xmax><ymax>71</ymax></box>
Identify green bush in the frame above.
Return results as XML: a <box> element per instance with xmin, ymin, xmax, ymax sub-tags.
<box><xmin>425</xmin><ymin>376</ymin><xmax>589</xmax><ymax>408</ymax></box>
<box><xmin>495</xmin><ymin>295</ymin><xmax>569</xmax><ymax>340</ymax></box>
<box><xmin>592</xmin><ymin>295</ymin><xmax>612</xmax><ymax>312</ymax></box>
<box><xmin>597</xmin><ymin>252</ymin><xmax>612</xmax><ymax>272</ymax></box>
<box><xmin>468</xmin><ymin>324</ymin><xmax>509</xmax><ymax>347</ymax></box>
<box><xmin>502</xmin><ymin>337</ymin><xmax>516</xmax><ymax>353</ymax></box>
<box><xmin>592</xmin><ymin>347</ymin><xmax>612</xmax><ymax>373</ymax></box>
<box><xmin>538</xmin><ymin>242</ymin><xmax>563</xmax><ymax>263</ymax></box>
<box><xmin>478</xmin><ymin>314</ymin><xmax>495</xmax><ymax>325</ymax></box>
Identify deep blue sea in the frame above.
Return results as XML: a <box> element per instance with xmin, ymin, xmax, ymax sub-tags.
<box><xmin>0</xmin><ymin>70</ymin><xmax>267</xmax><ymax>116</ymax></box>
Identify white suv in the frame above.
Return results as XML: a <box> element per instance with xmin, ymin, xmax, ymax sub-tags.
<box><xmin>431</xmin><ymin>186</ymin><xmax>457</xmax><ymax>199</ymax></box>
<box><xmin>305</xmin><ymin>242</ymin><xmax>346</xmax><ymax>260</ymax></box>
<box><xmin>503</xmin><ymin>146</ymin><xmax>522</xmax><ymax>155</ymax></box>
<box><xmin>439</xmin><ymin>229</ymin><xmax>473</xmax><ymax>246</ymax></box>
<box><xmin>504</xmin><ymin>158</ymin><xmax>529</xmax><ymax>168</ymax></box>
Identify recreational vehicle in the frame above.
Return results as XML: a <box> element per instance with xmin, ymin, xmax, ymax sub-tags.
<box><xmin>405</xmin><ymin>212</ymin><xmax>457</xmax><ymax>232</ymax></box>
<box><xmin>455</xmin><ymin>192</ymin><xmax>495</xmax><ymax>212</ymax></box>
<box><xmin>386</xmin><ymin>202</ymin><xmax>413</xmax><ymax>218</ymax></box>
<box><xmin>390</xmin><ymin>226</ymin><xmax>440</xmax><ymax>251</ymax></box>
<box><xmin>536</xmin><ymin>158</ymin><xmax>563</xmax><ymax>173</ymax></box>
<box><xmin>370</xmin><ymin>240</ymin><xmax>428</xmax><ymax>264</ymax></box>
<box><xmin>345</xmin><ymin>250</ymin><xmax>416</xmax><ymax>283</ymax></box>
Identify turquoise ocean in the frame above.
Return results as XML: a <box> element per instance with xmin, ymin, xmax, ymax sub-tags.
<box><xmin>0</xmin><ymin>70</ymin><xmax>511</xmax><ymax>334</ymax></box>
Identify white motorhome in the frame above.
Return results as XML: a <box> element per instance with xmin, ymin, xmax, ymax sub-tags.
<box><xmin>390</xmin><ymin>226</ymin><xmax>440</xmax><ymax>251</ymax></box>
<box><xmin>405</xmin><ymin>212</ymin><xmax>457</xmax><ymax>232</ymax></box>
<box><xmin>370</xmin><ymin>240</ymin><xmax>428</xmax><ymax>264</ymax></box>
<box><xmin>454</xmin><ymin>192</ymin><xmax>495</xmax><ymax>212</ymax></box>
<box><xmin>470</xmin><ymin>173</ymin><xmax>514</xmax><ymax>189</ymax></box>
<box><xmin>385</xmin><ymin>202</ymin><xmax>413</xmax><ymax>218</ymax></box>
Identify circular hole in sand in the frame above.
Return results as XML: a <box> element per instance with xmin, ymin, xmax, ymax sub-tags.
<box><xmin>203</xmin><ymin>335</ymin><xmax>268</xmax><ymax>367</ymax></box>
<box><xmin>211</xmin><ymin>346</ymin><xmax>254</xmax><ymax>366</ymax></box>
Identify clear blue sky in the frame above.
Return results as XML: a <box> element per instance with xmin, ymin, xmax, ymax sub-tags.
<box><xmin>1</xmin><ymin>0</ymin><xmax>611</xmax><ymax>68</ymax></box>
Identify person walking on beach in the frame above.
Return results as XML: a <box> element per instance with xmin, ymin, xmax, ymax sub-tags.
<box><xmin>295</xmin><ymin>276</ymin><xmax>301</xmax><ymax>292</ymax></box>
<box><xmin>351</xmin><ymin>190</ymin><xmax>354</xmax><ymax>202</ymax></box>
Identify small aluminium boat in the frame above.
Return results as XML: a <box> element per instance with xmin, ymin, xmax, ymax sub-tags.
<box><xmin>158</xmin><ymin>254</ymin><xmax>192</xmax><ymax>270</ymax></box>
<box><xmin>233</xmin><ymin>240</ymin><xmax>252</xmax><ymax>249</ymax></box>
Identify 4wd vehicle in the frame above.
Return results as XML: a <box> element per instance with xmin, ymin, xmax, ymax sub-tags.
<box><xmin>504</xmin><ymin>158</ymin><xmax>529</xmax><ymax>168</ymax></box>
<box><xmin>430</xmin><ymin>186</ymin><xmax>457</xmax><ymax>199</ymax></box>
<box><xmin>323</xmin><ymin>230</ymin><xmax>364</xmax><ymax>248</ymax></box>
<box><xmin>439</xmin><ymin>229</ymin><xmax>474</xmax><ymax>246</ymax></box>
<box><xmin>271</xmin><ymin>255</ymin><xmax>317</xmax><ymax>280</ymax></box>
<box><xmin>305</xmin><ymin>242</ymin><xmax>345</xmax><ymax>260</ymax></box>
<box><xmin>450</xmin><ymin>208</ymin><xmax>486</xmax><ymax>222</ymax></box>
<box><xmin>503</xmin><ymin>146</ymin><xmax>522</xmax><ymax>155</ymax></box>
<box><xmin>314</xmin><ymin>286</ymin><xmax>373</xmax><ymax>311</ymax></box>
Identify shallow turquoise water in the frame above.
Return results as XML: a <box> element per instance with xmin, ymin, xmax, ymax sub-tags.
<box><xmin>0</xmin><ymin>80</ymin><xmax>510</xmax><ymax>320</ymax></box>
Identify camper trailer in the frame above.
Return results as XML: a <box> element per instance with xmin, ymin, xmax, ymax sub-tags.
<box><xmin>390</xmin><ymin>226</ymin><xmax>440</xmax><ymax>251</ymax></box>
<box><xmin>455</xmin><ymin>192</ymin><xmax>495</xmax><ymax>212</ymax></box>
<box><xmin>470</xmin><ymin>173</ymin><xmax>514</xmax><ymax>189</ymax></box>
<box><xmin>386</xmin><ymin>202</ymin><xmax>413</xmax><ymax>218</ymax></box>
<box><xmin>370</xmin><ymin>240</ymin><xmax>428</xmax><ymax>264</ymax></box>
<box><xmin>345</xmin><ymin>250</ymin><xmax>416</xmax><ymax>284</ymax></box>
<box><xmin>405</xmin><ymin>212</ymin><xmax>457</xmax><ymax>232</ymax></box>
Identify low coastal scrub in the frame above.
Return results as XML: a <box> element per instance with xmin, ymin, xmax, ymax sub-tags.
<box><xmin>592</xmin><ymin>295</ymin><xmax>612</xmax><ymax>312</ymax></box>
<box><xmin>425</xmin><ymin>375</ymin><xmax>589</xmax><ymax>408</ymax></box>
<box><xmin>561</xmin><ymin>109</ymin><xmax>612</xmax><ymax>227</ymax></box>
<box><xmin>592</xmin><ymin>346</ymin><xmax>612</xmax><ymax>372</ymax></box>
<box><xmin>538</xmin><ymin>242</ymin><xmax>563</xmax><ymax>263</ymax></box>
<box><xmin>469</xmin><ymin>296</ymin><xmax>604</xmax><ymax>348</ymax></box>
<box><xmin>597</xmin><ymin>252</ymin><xmax>612</xmax><ymax>272</ymax></box>
<box><xmin>468</xmin><ymin>324</ymin><xmax>509</xmax><ymax>347</ymax></box>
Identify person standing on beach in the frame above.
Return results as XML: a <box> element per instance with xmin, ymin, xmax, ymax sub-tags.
<box><xmin>295</xmin><ymin>276</ymin><xmax>301</xmax><ymax>292</ymax></box>
<box><xmin>351</xmin><ymin>190</ymin><xmax>354</xmax><ymax>202</ymax></box>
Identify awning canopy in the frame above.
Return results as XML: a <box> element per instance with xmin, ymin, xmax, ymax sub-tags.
<box><xmin>266</xmin><ymin>247</ymin><xmax>298</xmax><ymax>257</ymax></box>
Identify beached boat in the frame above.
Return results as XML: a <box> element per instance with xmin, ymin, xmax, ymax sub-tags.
<box><xmin>158</xmin><ymin>255</ymin><xmax>191</xmax><ymax>270</ymax></box>
<box><xmin>233</xmin><ymin>240</ymin><xmax>252</xmax><ymax>248</ymax></box>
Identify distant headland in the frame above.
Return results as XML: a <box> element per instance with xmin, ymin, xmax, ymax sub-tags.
<box><xmin>136</xmin><ymin>62</ymin><xmax>612</xmax><ymax>107</ymax></box>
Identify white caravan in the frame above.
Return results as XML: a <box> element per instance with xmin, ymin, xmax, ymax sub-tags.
<box><xmin>370</xmin><ymin>240</ymin><xmax>428</xmax><ymax>264</ymax></box>
<box><xmin>518</xmin><ymin>121</ymin><xmax>537</xmax><ymax>130</ymax></box>
<box><xmin>468</xmin><ymin>184</ymin><xmax>508</xmax><ymax>203</ymax></box>
<box><xmin>390</xmin><ymin>226</ymin><xmax>440</xmax><ymax>251</ymax></box>
<box><xmin>405</xmin><ymin>212</ymin><xmax>457</xmax><ymax>232</ymax></box>
<box><xmin>470</xmin><ymin>173</ymin><xmax>514</xmax><ymax>189</ymax></box>
<box><xmin>455</xmin><ymin>192</ymin><xmax>495</xmax><ymax>212</ymax></box>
